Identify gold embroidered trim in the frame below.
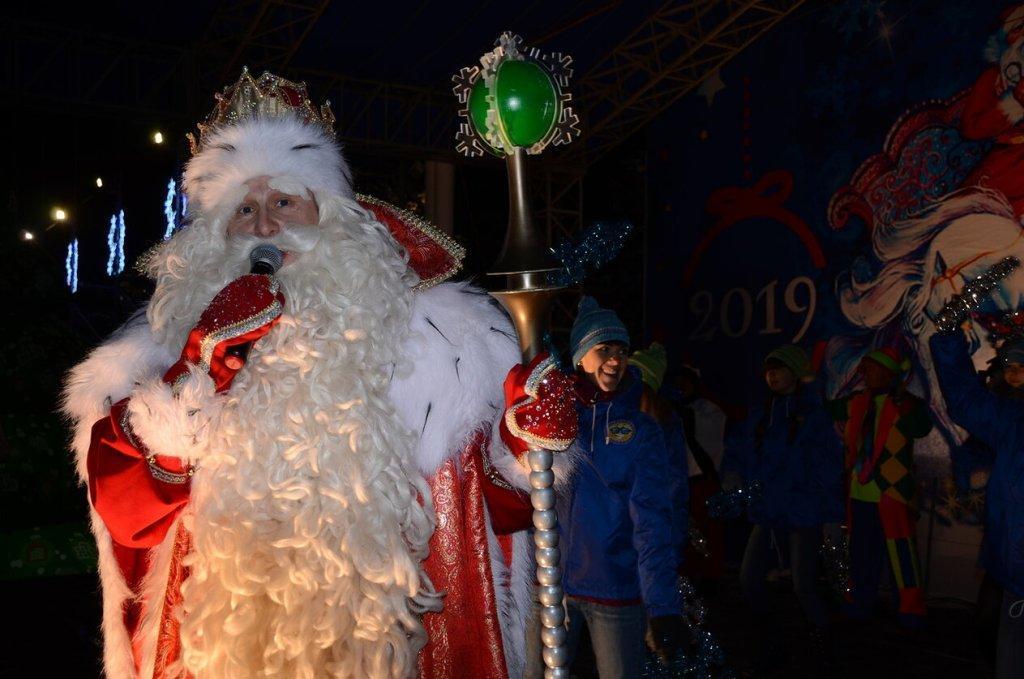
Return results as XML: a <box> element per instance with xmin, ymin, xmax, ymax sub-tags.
<box><xmin>356</xmin><ymin>193</ymin><xmax>466</xmax><ymax>290</ymax></box>
<box><xmin>481</xmin><ymin>449</ymin><xmax>520</xmax><ymax>492</ymax></box>
<box><xmin>146</xmin><ymin>455</ymin><xmax>195</xmax><ymax>485</ymax></box>
<box><xmin>197</xmin><ymin>278</ymin><xmax>282</xmax><ymax>372</ymax></box>
<box><xmin>119</xmin><ymin>406</ymin><xmax>141</xmax><ymax>450</ymax></box>
<box><xmin>121</xmin><ymin>402</ymin><xmax>196</xmax><ymax>484</ymax></box>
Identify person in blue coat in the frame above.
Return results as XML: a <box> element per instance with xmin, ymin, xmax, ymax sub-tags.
<box><xmin>560</xmin><ymin>297</ymin><xmax>685</xmax><ymax>678</ymax></box>
<box><xmin>930</xmin><ymin>330</ymin><xmax>1024</xmax><ymax>679</ymax></box>
<box><xmin>631</xmin><ymin>342</ymin><xmax>691</xmax><ymax>571</ymax></box>
<box><xmin>722</xmin><ymin>344</ymin><xmax>843</xmax><ymax>671</ymax></box>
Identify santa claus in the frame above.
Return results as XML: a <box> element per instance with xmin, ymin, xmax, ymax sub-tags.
<box><xmin>62</xmin><ymin>70</ymin><xmax>576</xmax><ymax>678</ymax></box>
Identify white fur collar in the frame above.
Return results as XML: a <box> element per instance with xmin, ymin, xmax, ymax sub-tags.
<box><xmin>63</xmin><ymin>282</ymin><xmax>520</xmax><ymax>479</ymax></box>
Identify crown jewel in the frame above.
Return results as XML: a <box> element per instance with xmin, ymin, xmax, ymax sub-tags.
<box><xmin>187</xmin><ymin>67</ymin><xmax>336</xmax><ymax>155</ymax></box>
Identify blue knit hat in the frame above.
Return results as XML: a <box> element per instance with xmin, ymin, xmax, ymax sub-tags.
<box><xmin>570</xmin><ymin>296</ymin><xmax>630</xmax><ymax>366</ymax></box>
<box><xmin>1000</xmin><ymin>338</ymin><xmax>1024</xmax><ymax>365</ymax></box>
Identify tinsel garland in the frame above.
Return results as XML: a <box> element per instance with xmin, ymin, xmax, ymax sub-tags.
<box><xmin>688</xmin><ymin>518</ymin><xmax>710</xmax><ymax>559</ymax></box>
<box><xmin>705</xmin><ymin>482</ymin><xmax>762</xmax><ymax>520</ymax></box>
<box><xmin>932</xmin><ymin>256</ymin><xmax>1019</xmax><ymax>333</ymax></box>
<box><xmin>641</xmin><ymin>576</ymin><xmax>732</xmax><ymax>678</ymax></box>
<box><xmin>820</xmin><ymin>534</ymin><xmax>852</xmax><ymax>597</ymax></box>
<box><xmin>548</xmin><ymin>220</ymin><xmax>634</xmax><ymax>287</ymax></box>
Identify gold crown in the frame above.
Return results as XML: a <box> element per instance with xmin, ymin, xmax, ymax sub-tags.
<box><xmin>188</xmin><ymin>67</ymin><xmax>336</xmax><ymax>155</ymax></box>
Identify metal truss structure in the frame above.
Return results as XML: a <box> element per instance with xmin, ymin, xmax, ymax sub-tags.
<box><xmin>3</xmin><ymin>17</ymin><xmax>199</xmax><ymax>121</ymax></box>
<box><xmin>539</xmin><ymin>0</ymin><xmax>807</xmax><ymax>332</ymax></box>
<box><xmin>565</xmin><ymin>0</ymin><xmax>807</xmax><ymax>167</ymax></box>
<box><xmin>3</xmin><ymin>0</ymin><xmax>806</xmax><ymax>307</ymax></box>
<box><xmin>200</xmin><ymin>0</ymin><xmax>331</xmax><ymax>85</ymax></box>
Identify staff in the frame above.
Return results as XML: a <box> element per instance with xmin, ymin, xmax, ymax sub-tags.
<box><xmin>454</xmin><ymin>32</ymin><xmax>581</xmax><ymax>678</ymax></box>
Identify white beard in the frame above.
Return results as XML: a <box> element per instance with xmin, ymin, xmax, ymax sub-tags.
<box><xmin>146</xmin><ymin>197</ymin><xmax>441</xmax><ymax>678</ymax></box>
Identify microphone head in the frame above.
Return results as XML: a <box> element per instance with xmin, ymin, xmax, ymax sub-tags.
<box><xmin>249</xmin><ymin>244</ymin><xmax>284</xmax><ymax>274</ymax></box>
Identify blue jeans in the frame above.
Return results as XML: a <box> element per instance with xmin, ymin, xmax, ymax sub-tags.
<box><xmin>740</xmin><ymin>524</ymin><xmax>828</xmax><ymax>629</ymax></box>
<box><xmin>565</xmin><ymin>597</ymin><xmax>647</xmax><ymax>679</ymax></box>
<box><xmin>523</xmin><ymin>596</ymin><xmax>647</xmax><ymax>679</ymax></box>
<box><xmin>997</xmin><ymin>590</ymin><xmax>1024</xmax><ymax>679</ymax></box>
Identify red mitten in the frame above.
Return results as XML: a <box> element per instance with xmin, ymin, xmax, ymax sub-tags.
<box><xmin>162</xmin><ymin>274</ymin><xmax>285</xmax><ymax>393</ymax></box>
<box><xmin>499</xmin><ymin>352</ymin><xmax>577</xmax><ymax>458</ymax></box>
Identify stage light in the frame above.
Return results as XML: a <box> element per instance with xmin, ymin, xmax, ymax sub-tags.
<box><xmin>152</xmin><ymin>131</ymin><xmax>165</xmax><ymax>145</ymax></box>
<box><xmin>21</xmin><ymin>230</ymin><xmax>35</xmax><ymax>241</ymax></box>
<box><xmin>95</xmin><ymin>177</ymin><xmax>104</xmax><ymax>188</ymax></box>
<box><xmin>52</xmin><ymin>207</ymin><xmax>67</xmax><ymax>222</ymax></box>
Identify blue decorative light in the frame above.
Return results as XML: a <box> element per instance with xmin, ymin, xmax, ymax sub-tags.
<box><xmin>548</xmin><ymin>220</ymin><xmax>634</xmax><ymax>287</ymax></box>
<box><xmin>106</xmin><ymin>215</ymin><xmax>117</xmax><ymax>276</ymax></box>
<box><xmin>163</xmin><ymin>178</ymin><xmax>177</xmax><ymax>240</ymax></box>
<box><xmin>706</xmin><ymin>482</ymin><xmax>763</xmax><ymax>520</ymax></box>
<box><xmin>66</xmin><ymin>239</ymin><xmax>79</xmax><ymax>293</ymax></box>
<box><xmin>106</xmin><ymin>210</ymin><xmax>126</xmax><ymax>275</ymax></box>
<box><xmin>117</xmin><ymin>210</ymin><xmax>126</xmax><ymax>274</ymax></box>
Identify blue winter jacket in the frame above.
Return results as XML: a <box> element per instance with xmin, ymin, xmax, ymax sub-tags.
<box><xmin>562</xmin><ymin>367</ymin><xmax>682</xmax><ymax>617</ymax></box>
<box><xmin>722</xmin><ymin>383</ymin><xmax>843</xmax><ymax>528</ymax></box>
<box><xmin>930</xmin><ymin>332</ymin><xmax>1024</xmax><ymax>597</ymax></box>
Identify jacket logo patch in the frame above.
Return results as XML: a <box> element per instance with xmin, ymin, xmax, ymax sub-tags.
<box><xmin>607</xmin><ymin>420</ymin><xmax>635</xmax><ymax>444</ymax></box>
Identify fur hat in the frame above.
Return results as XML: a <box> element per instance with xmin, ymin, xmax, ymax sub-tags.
<box><xmin>182</xmin><ymin>70</ymin><xmax>354</xmax><ymax>215</ymax></box>
<box><xmin>183</xmin><ymin>116</ymin><xmax>354</xmax><ymax>215</ymax></box>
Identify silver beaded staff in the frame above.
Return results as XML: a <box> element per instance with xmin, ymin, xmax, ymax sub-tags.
<box><xmin>453</xmin><ymin>32</ymin><xmax>580</xmax><ymax>679</ymax></box>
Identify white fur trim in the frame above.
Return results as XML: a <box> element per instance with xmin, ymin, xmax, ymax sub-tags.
<box><xmin>388</xmin><ymin>281</ymin><xmax>521</xmax><ymax>476</ymax></box>
<box><xmin>489</xmin><ymin>524</ymin><xmax>535</xmax><ymax>679</ymax></box>
<box><xmin>127</xmin><ymin>364</ymin><xmax>222</xmax><ymax>460</ymax></box>
<box><xmin>135</xmin><ymin>516</ymin><xmax>186</xmax><ymax>679</ymax></box>
<box><xmin>183</xmin><ymin>117</ymin><xmax>353</xmax><ymax>215</ymax></box>
<box><xmin>62</xmin><ymin>314</ymin><xmax>176</xmax><ymax>482</ymax></box>
<box><xmin>999</xmin><ymin>91</ymin><xmax>1024</xmax><ymax>124</ymax></box>
<box><xmin>91</xmin><ymin>507</ymin><xmax>138</xmax><ymax>679</ymax></box>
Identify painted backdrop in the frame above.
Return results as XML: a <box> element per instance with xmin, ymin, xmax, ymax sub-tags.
<box><xmin>646</xmin><ymin>0</ymin><xmax>1024</xmax><ymax>599</ymax></box>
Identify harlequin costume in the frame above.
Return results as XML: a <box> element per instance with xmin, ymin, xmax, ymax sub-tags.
<box><xmin>61</xmin><ymin>69</ymin><xmax>578</xmax><ymax>678</ymax></box>
<box><xmin>826</xmin><ymin>347</ymin><xmax>932</xmax><ymax>624</ymax></box>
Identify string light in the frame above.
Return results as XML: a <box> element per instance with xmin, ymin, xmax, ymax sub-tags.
<box><xmin>52</xmin><ymin>207</ymin><xmax>67</xmax><ymax>222</ymax></box>
<box><xmin>106</xmin><ymin>210</ymin><xmax>126</xmax><ymax>275</ymax></box>
<box><xmin>152</xmin><ymin>131</ymin><xmax>164</xmax><ymax>145</ymax></box>
<box><xmin>164</xmin><ymin>178</ymin><xmax>177</xmax><ymax>240</ymax></box>
<box><xmin>95</xmin><ymin>177</ymin><xmax>104</xmax><ymax>188</ymax></box>
<box><xmin>117</xmin><ymin>210</ymin><xmax>126</xmax><ymax>274</ymax></box>
<box><xmin>106</xmin><ymin>215</ymin><xmax>117</xmax><ymax>275</ymax></box>
<box><xmin>65</xmin><ymin>239</ymin><xmax>79</xmax><ymax>293</ymax></box>
<box><xmin>21</xmin><ymin>230</ymin><xmax>35</xmax><ymax>242</ymax></box>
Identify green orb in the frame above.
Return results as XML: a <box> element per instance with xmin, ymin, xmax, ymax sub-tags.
<box><xmin>468</xmin><ymin>78</ymin><xmax>497</xmax><ymax>151</ymax></box>
<box><xmin>494</xmin><ymin>60</ymin><xmax>559</xmax><ymax>147</ymax></box>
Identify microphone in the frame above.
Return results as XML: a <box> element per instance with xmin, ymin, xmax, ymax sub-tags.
<box><xmin>249</xmin><ymin>243</ymin><xmax>284</xmax><ymax>275</ymax></box>
<box><xmin>224</xmin><ymin>244</ymin><xmax>285</xmax><ymax>370</ymax></box>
